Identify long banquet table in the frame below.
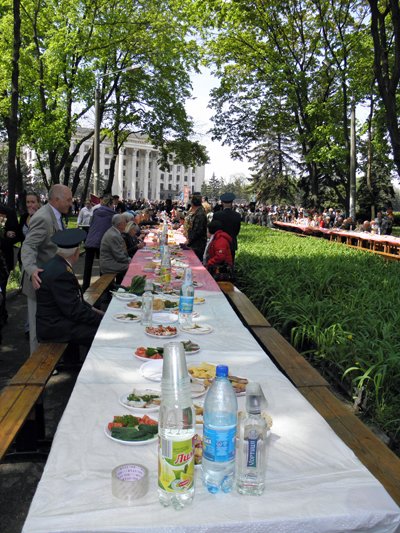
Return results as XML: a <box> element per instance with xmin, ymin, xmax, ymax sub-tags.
<box><xmin>22</xmin><ymin>237</ymin><xmax>400</xmax><ymax>533</ymax></box>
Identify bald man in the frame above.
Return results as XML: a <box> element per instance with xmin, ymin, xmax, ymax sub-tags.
<box><xmin>21</xmin><ymin>184</ymin><xmax>73</xmax><ymax>353</ymax></box>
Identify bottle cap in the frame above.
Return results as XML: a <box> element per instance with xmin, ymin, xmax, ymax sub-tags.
<box><xmin>246</xmin><ymin>382</ymin><xmax>267</xmax><ymax>414</ymax></box>
<box><xmin>216</xmin><ymin>365</ymin><xmax>228</xmax><ymax>378</ymax></box>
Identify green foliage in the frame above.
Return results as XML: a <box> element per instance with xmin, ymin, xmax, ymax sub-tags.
<box><xmin>236</xmin><ymin>224</ymin><xmax>400</xmax><ymax>440</ymax></box>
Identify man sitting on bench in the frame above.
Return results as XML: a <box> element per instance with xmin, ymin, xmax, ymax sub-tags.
<box><xmin>36</xmin><ymin>229</ymin><xmax>104</xmax><ymax>348</ymax></box>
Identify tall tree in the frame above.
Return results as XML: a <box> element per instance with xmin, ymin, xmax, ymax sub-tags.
<box><xmin>368</xmin><ymin>0</ymin><xmax>400</xmax><ymax>178</ymax></box>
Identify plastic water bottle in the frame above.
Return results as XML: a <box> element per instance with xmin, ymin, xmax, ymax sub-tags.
<box><xmin>202</xmin><ymin>365</ymin><xmax>238</xmax><ymax>493</ymax></box>
<box><xmin>158</xmin><ymin>342</ymin><xmax>195</xmax><ymax>509</ymax></box>
<box><xmin>141</xmin><ymin>279</ymin><xmax>153</xmax><ymax>326</ymax></box>
<box><xmin>178</xmin><ymin>267</ymin><xmax>194</xmax><ymax>327</ymax></box>
<box><xmin>236</xmin><ymin>382</ymin><xmax>268</xmax><ymax>495</ymax></box>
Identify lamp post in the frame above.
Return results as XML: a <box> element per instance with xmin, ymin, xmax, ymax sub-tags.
<box><xmin>93</xmin><ymin>64</ymin><xmax>141</xmax><ymax>195</ymax></box>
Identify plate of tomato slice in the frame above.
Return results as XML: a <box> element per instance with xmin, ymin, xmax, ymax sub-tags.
<box><xmin>105</xmin><ymin>414</ymin><xmax>158</xmax><ymax>445</ymax></box>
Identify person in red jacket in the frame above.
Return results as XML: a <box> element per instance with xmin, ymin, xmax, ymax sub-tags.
<box><xmin>204</xmin><ymin>220</ymin><xmax>234</xmax><ymax>281</ymax></box>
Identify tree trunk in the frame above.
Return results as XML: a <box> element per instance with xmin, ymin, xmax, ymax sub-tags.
<box><xmin>368</xmin><ymin>0</ymin><xmax>400</xmax><ymax>177</ymax></box>
<box><xmin>6</xmin><ymin>0</ymin><xmax>21</xmax><ymax>209</ymax></box>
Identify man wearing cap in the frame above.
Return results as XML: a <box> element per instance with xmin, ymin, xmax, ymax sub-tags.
<box><xmin>36</xmin><ymin>229</ymin><xmax>103</xmax><ymax>347</ymax></box>
<box><xmin>213</xmin><ymin>192</ymin><xmax>242</xmax><ymax>261</ymax></box>
<box><xmin>21</xmin><ymin>184</ymin><xmax>73</xmax><ymax>353</ymax></box>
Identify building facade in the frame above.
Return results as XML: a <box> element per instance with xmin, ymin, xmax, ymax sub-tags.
<box><xmin>21</xmin><ymin>127</ymin><xmax>206</xmax><ymax>201</ymax></box>
<box><xmin>74</xmin><ymin>128</ymin><xmax>205</xmax><ymax>200</ymax></box>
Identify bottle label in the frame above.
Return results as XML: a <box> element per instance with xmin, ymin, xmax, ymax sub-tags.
<box><xmin>247</xmin><ymin>436</ymin><xmax>258</xmax><ymax>468</ymax></box>
<box><xmin>179</xmin><ymin>296</ymin><xmax>194</xmax><ymax>314</ymax></box>
<box><xmin>203</xmin><ymin>425</ymin><xmax>236</xmax><ymax>462</ymax></box>
<box><xmin>160</xmin><ymin>267</ymin><xmax>171</xmax><ymax>284</ymax></box>
<box><xmin>158</xmin><ymin>437</ymin><xmax>194</xmax><ymax>493</ymax></box>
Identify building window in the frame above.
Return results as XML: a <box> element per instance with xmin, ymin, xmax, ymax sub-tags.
<box><xmin>104</xmin><ymin>169</ymin><xmax>109</xmax><ymax>176</ymax></box>
<box><xmin>169</xmin><ymin>176</ymin><xmax>173</xmax><ymax>182</ymax></box>
<box><xmin>136</xmin><ymin>161</ymin><xmax>139</xmax><ymax>168</ymax></box>
<box><xmin>160</xmin><ymin>173</ymin><xmax>164</xmax><ymax>180</ymax></box>
<box><xmin>177</xmin><ymin>165</ymin><xmax>181</xmax><ymax>172</ymax></box>
<box><xmin>123</xmin><ymin>149</ymin><xmax>127</xmax><ymax>155</ymax></box>
<box><xmin>105</xmin><ymin>158</ymin><xmax>109</xmax><ymax>165</ymax></box>
<box><xmin>168</xmin><ymin>184</ymin><xmax>172</xmax><ymax>190</ymax></box>
<box><xmin>136</xmin><ymin>171</ymin><xmax>139</xmax><ymax>178</ymax></box>
<box><xmin>176</xmin><ymin>176</ymin><xmax>180</xmax><ymax>182</ymax></box>
<box><xmin>123</xmin><ymin>170</ymin><xmax>126</xmax><ymax>177</ymax></box>
<box><xmin>184</xmin><ymin>176</ymin><xmax>188</xmax><ymax>182</ymax></box>
<box><xmin>160</xmin><ymin>183</ymin><xmax>164</xmax><ymax>191</ymax></box>
<box><xmin>123</xmin><ymin>159</ymin><xmax>126</xmax><ymax>166</ymax></box>
<box><xmin>176</xmin><ymin>174</ymin><xmax>180</xmax><ymax>180</ymax></box>
<box><xmin>105</xmin><ymin>147</ymin><xmax>111</xmax><ymax>155</ymax></box>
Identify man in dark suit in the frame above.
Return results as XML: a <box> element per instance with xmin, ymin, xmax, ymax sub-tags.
<box><xmin>36</xmin><ymin>229</ymin><xmax>103</xmax><ymax>347</ymax></box>
<box><xmin>212</xmin><ymin>192</ymin><xmax>242</xmax><ymax>261</ymax></box>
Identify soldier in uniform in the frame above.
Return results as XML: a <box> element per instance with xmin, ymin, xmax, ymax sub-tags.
<box><xmin>36</xmin><ymin>229</ymin><xmax>103</xmax><ymax>347</ymax></box>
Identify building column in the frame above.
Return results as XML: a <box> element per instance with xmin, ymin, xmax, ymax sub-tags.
<box><xmin>150</xmin><ymin>152</ymin><xmax>158</xmax><ymax>200</ymax></box>
<box><xmin>112</xmin><ymin>148</ymin><xmax>124</xmax><ymax>197</ymax></box>
<box><xmin>128</xmin><ymin>150</ymin><xmax>137</xmax><ymax>201</ymax></box>
<box><xmin>142</xmin><ymin>150</ymin><xmax>150</xmax><ymax>200</ymax></box>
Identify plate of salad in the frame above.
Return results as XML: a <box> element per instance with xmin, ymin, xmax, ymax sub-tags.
<box><xmin>119</xmin><ymin>389</ymin><xmax>161</xmax><ymax>411</ymax></box>
<box><xmin>112</xmin><ymin>313</ymin><xmax>141</xmax><ymax>322</ymax></box>
<box><xmin>105</xmin><ymin>414</ymin><xmax>158</xmax><ymax>445</ymax></box>
<box><xmin>134</xmin><ymin>340</ymin><xmax>200</xmax><ymax>361</ymax></box>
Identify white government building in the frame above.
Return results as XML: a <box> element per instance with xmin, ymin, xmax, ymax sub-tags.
<box><xmin>24</xmin><ymin>127</ymin><xmax>206</xmax><ymax>201</ymax></box>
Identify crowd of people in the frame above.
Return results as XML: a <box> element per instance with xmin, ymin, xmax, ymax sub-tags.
<box><xmin>4</xmin><ymin>187</ymin><xmax>394</xmax><ymax>355</ymax></box>
<box><xmin>238</xmin><ymin>204</ymin><xmax>395</xmax><ymax>235</ymax></box>
<box><xmin>0</xmin><ymin>188</ymin><xmax>244</xmax><ymax>355</ymax></box>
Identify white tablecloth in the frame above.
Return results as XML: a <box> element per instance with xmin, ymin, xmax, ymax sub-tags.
<box><xmin>22</xmin><ymin>255</ymin><xmax>400</xmax><ymax>532</ymax></box>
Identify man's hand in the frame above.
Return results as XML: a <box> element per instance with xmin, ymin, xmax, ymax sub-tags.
<box><xmin>31</xmin><ymin>269</ymin><xmax>44</xmax><ymax>290</ymax></box>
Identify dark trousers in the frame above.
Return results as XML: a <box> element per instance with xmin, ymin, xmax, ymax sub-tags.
<box><xmin>82</xmin><ymin>247</ymin><xmax>99</xmax><ymax>292</ymax></box>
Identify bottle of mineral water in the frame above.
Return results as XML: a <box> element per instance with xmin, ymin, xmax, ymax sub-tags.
<box><xmin>236</xmin><ymin>382</ymin><xmax>268</xmax><ymax>495</ymax></box>
<box><xmin>202</xmin><ymin>365</ymin><xmax>238</xmax><ymax>493</ymax></box>
<box><xmin>141</xmin><ymin>279</ymin><xmax>153</xmax><ymax>327</ymax></box>
<box><xmin>178</xmin><ymin>267</ymin><xmax>194</xmax><ymax>327</ymax></box>
<box><xmin>158</xmin><ymin>342</ymin><xmax>195</xmax><ymax>509</ymax></box>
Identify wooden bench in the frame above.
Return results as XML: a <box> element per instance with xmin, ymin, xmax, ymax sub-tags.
<box><xmin>219</xmin><ymin>282</ymin><xmax>400</xmax><ymax>506</ymax></box>
<box><xmin>84</xmin><ymin>273</ymin><xmax>116</xmax><ymax>306</ymax></box>
<box><xmin>0</xmin><ymin>273</ymin><xmax>116</xmax><ymax>461</ymax></box>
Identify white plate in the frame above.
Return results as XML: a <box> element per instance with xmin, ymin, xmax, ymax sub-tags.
<box><xmin>104</xmin><ymin>425</ymin><xmax>158</xmax><ymax>445</ymax></box>
<box><xmin>145</xmin><ymin>326</ymin><xmax>178</xmax><ymax>338</ymax></box>
<box><xmin>179</xmin><ymin>324</ymin><xmax>213</xmax><ymax>335</ymax></box>
<box><xmin>140</xmin><ymin>360</ymin><xmax>163</xmax><ymax>381</ymax></box>
<box><xmin>191</xmin><ymin>382</ymin><xmax>206</xmax><ymax>398</ymax></box>
<box><xmin>152</xmin><ymin>312</ymin><xmax>179</xmax><ymax>325</ymax></box>
<box><xmin>111</xmin><ymin>291</ymin><xmax>138</xmax><ymax>301</ymax></box>
<box><xmin>171</xmin><ymin>309</ymin><xmax>199</xmax><ymax>318</ymax></box>
<box><xmin>112</xmin><ymin>313</ymin><xmax>141</xmax><ymax>322</ymax></box>
<box><xmin>193</xmin><ymin>281</ymin><xmax>204</xmax><ymax>288</ymax></box>
<box><xmin>125</xmin><ymin>302</ymin><xmax>142</xmax><ymax>311</ymax></box>
<box><xmin>119</xmin><ymin>390</ymin><xmax>161</xmax><ymax>412</ymax></box>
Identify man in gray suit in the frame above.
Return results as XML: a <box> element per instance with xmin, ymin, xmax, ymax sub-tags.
<box><xmin>21</xmin><ymin>184</ymin><xmax>73</xmax><ymax>353</ymax></box>
<box><xmin>99</xmin><ymin>214</ymin><xmax>130</xmax><ymax>285</ymax></box>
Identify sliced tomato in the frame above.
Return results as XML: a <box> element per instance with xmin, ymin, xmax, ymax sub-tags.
<box><xmin>139</xmin><ymin>415</ymin><xmax>157</xmax><ymax>425</ymax></box>
<box><xmin>108</xmin><ymin>422</ymin><xmax>123</xmax><ymax>431</ymax></box>
<box><xmin>135</xmin><ymin>347</ymin><xmax>146</xmax><ymax>356</ymax></box>
<box><xmin>150</xmin><ymin>353</ymin><xmax>163</xmax><ymax>359</ymax></box>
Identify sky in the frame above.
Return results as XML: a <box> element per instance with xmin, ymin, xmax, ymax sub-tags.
<box><xmin>186</xmin><ymin>69</ymin><xmax>251</xmax><ymax>183</ymax></box>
